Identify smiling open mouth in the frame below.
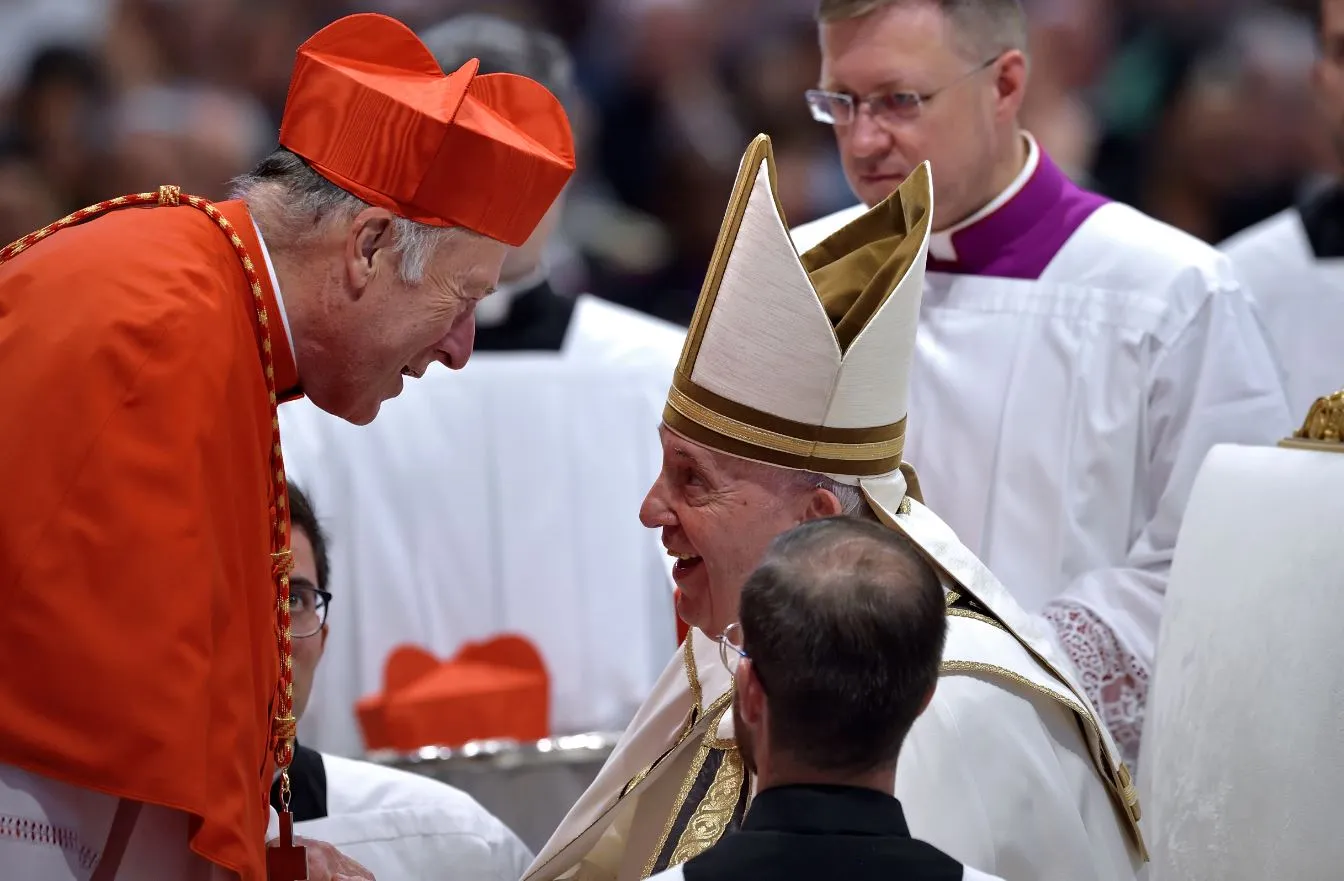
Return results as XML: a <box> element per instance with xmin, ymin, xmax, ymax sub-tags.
<box><xmin>667</xmin><ymin>549</ymin><xmax>703</xmax><ymax>581</ymax></box>
<box><xmin>401</xmin><ymin>366</ymin><xmax>424</xmax><ymax>379</ymax></box>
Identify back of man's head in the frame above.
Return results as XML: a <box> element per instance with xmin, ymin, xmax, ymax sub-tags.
<box><xmin>418</xmin><ymin>14</ymin><xmax>578</xmax><ymax>115</ymax></box>
<box><xmin>815</xmin><ymin>0</ymin><xmax>1027</xmax><ymax>59</ymax></box>
<box><xmin>740</xmin><ymin>516</ymin><xmax>946</xmax><ymax>774</ymax></box>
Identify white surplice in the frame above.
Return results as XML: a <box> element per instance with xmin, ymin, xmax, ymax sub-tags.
<box><xmin>522</xmin><ymin>499</ymin><xmax>1144</xmax><ymax>881</ymax></box>
<box><xmin>1138</xmin><ymin>442</ymin><xmax>1344</xmax><ymax>880</ymax></box>
<box><xmin>279</xmin><ymin>295</ymin><xmax>686</xmax><ymax>757</ymax></box>
<box><xmin>294</xmin><ymin>753</ymin><xmax>532</xmax><ymax>881</ymax></box>
<box><xmin>1220</xmin><ymin>201</ymin><xmax>1344</xmax><ymax>418</ymax></box>
<box><xmin>0</xmin><ymin>763</ymin><xmax>263</xmax><ymax>880</ymax></box>
<box><xmin>792</xmin><ymin>134</ymin><xmax>1290</xmax><ymax>765</ymax></box>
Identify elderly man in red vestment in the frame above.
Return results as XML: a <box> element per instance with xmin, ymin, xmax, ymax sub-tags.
<box><xmin>0</xmin><ymin>12</ymin><xmax>574</xmax><ymax>881</ymax></box>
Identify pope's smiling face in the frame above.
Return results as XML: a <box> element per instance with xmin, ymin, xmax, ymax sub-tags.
<box><xmin>639</xmin><ymin>426</ymin><xmax>838</xmax><ymax>638</ymax></box>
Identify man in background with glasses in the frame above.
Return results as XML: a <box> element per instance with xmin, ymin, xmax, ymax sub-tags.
<box><xmin>649</xmin><ymin>517</ymin><xmax>1004</xmax><ymax>881</ymax></box>
<box><xmin>273</xmin><ymin>482</ymin><xmax>533</xmax><ymax>880</ymax></box>
<box><xmin>792</xmin><ymin>0</ymin><xmax>1289</xmax><ymax>768</ymax></box>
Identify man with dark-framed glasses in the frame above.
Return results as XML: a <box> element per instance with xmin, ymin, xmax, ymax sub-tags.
<box><xmin>791</xmin><ymin>0</ymin><xmax>1288</xmax><ymax>769</ymax></box>
<box><xmin>271</xmin><ymin>482</ymin><xmax>533</xmax><ymax>880</ymax></box>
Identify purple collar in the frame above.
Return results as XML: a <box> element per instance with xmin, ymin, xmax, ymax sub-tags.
<box><xmin>927</xmin><ymin>149</ymin><xmax>1108</xmax><ymax>280</ymax></box>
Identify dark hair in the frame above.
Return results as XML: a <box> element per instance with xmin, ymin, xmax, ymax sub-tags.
<box><xmin>14</xmin><ymin>45</ymin><xmax>106</xmax><ymax>153</ymax></box>
<box><xmin>739</xmin><ymin>516</ymin><xmax>946</xmax><ymax>774</ymax></box>
<box><xmin>20</xmin><ymin>45</ymin><xmax>104</xmax><ymax>96</ymax></box>
<box><xmin>418</xmin><ymin>14</ymin><xmax>579</xmax><ymax>114</ymax></box>
<box><xmin>287</xmin><ymin>481</ymin><xmax>330</xmax><ymax>592</ymax></box>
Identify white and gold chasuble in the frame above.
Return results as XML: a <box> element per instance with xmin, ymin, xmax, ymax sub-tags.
<box><xmin>524</xmin><ymin>136</ymin><xmax>1145</xmax><ymax>881</ymax></box>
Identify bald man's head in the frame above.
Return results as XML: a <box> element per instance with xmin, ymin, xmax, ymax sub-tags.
<box><xmin>738</xmin><ymin>516</ymin><xmax>946</xmax><ymax>774</ymax></box>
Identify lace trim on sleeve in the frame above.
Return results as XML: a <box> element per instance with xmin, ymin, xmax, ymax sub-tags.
<box><xmin>1042</xmin><ymin>599</ymin><xmax>1148</xmax><ymax>771</ymax></box>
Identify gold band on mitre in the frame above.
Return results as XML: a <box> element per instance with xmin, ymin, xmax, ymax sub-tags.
<box><xmin>664</xmin><ymin>374</ymin><xmax>906</xmax><ymax>476</ymax></box>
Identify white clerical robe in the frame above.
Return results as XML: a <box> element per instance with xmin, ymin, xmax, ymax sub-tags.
<box><xmin>1220</xmin><ymin>200</ymin><xmax>1344</xmax><ymax>417</ymax></box>
<box><xmin>294</xmin><ymin>753</ymin><xmax>532</xmax><ymax>881</ymax></box>
<box><xmin>0</xmin><ymin>763</ymin><xmax>272</xmax><ymax>880</ymax></box>
<box><xmin>523</xmin><ymin>500</ymin><xmax>1144</xmax><ymax>881</ymax></box>
<box><xmin>792</xmin><ymin>134</ymin><xmax>1289</xmax><ymax>765</ymax></box>
<box><xmin>279</xmin><ymin>295</ymin><xmax>686</xmax><ymax>757</ymax></box>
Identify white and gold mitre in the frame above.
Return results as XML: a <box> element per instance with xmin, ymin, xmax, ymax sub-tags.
<box><xmin>663</xmin><ymin>133</ymin><xmax>931</xmax><ymax>513</ymax></box>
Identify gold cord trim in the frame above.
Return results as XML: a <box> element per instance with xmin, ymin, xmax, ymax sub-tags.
<box><xmin>940</xmin><ymin>657</ymin><xmax>1147</xmax><ymax>850</ymax></box>
<box><xmin>946</xmin><ymin>607</ymin><xmax>1004</xmax><ymax>630</ymax></box>
<box><xmin>683</xmin><ymin>635</ymin><xmax>704</xmax><ymax>714</ymax></box>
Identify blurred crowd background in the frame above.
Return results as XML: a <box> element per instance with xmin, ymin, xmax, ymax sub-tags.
<box><xmin>0</xmin><ymin>0</ymin><xmax>1333</xmax><ymax>325</ymax></box>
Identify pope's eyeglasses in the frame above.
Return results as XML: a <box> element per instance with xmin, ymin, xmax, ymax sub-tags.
<box><xmin>717</xmin><ymin>622</ymin><xmax>748</xmax><ymax>676</ymax></box>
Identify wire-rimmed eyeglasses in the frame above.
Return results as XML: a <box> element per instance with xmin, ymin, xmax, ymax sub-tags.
<box><xmin>804</xmin><ymin>54</ymin><xmax>1002</xmax><ymax>127</ymax></box>
<box><xmin>290</xmin><ymin>585</ymin><xmax>332</xmax><ymax>639</ymax></box>
<box><xmin>717</xmin><ymin>622</ymin><xmax>748</xmax><ymax>676</ymax></box>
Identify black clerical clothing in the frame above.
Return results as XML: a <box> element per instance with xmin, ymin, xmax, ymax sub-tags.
<box><xmin>475</xmin><ymin>277</ymin><xmax>576</xmax><ymax>352</ymax></box>
<box><xmin>1298</xmin><ymin>179</ymin><xmax>1344</xmax><ymax>260</ymax></box>
<box><xmin>269</xmin><ymin>741</ymin><xmax>327</xmax><ymax>822</ymax></box>
<box><xmin>671</xmin><ymin>785</ymin><xmax>1002</xmax><ymax>881</ymax></box>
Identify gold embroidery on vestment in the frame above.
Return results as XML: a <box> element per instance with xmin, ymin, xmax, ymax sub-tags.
<box><xmin>640</xmin><ymin>700</ymin><xmax>744</xmax><ymax>879</ymax></box>
<box><xmin>667</xmin><ymin>742</ymin><xmax>745</xmax><ymax>868</ymax></box>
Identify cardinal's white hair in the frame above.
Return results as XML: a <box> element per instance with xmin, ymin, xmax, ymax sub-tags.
<box><xmin>230</xmin><ymin>148</ymin><xmax>466</xmax><ymax>284</ymax></box>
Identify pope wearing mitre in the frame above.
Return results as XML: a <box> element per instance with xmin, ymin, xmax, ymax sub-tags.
<box><xmin>523</xmin><ymin>135</ymin><xmax>1146</xmax><ymax>881</ymax></box>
